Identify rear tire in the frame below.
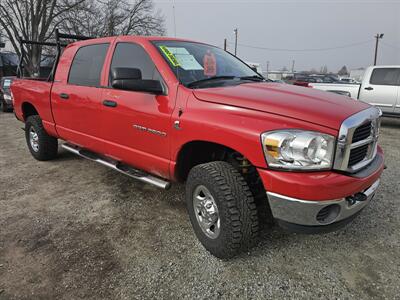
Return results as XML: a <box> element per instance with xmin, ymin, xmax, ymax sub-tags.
<box><xmin>25</xmin><ymin>115</ymin><xmax>58</xmax><ymax>161</ymax></box>
<box><xmin>186</xmin><ymin>161</ymin><xmax>259</xmax><ymax>259</ymax></box>
<box><xmin>0</xmin><ymin>100</ymin><xmax>7</xmax><ymax>112</ymax></box>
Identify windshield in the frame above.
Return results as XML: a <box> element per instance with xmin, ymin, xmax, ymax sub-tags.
<box><xmin>152</xmin><ymin>41</ymin><xmax>262</xmax><ymax>88</ymax></box>
<box><xmin>3</xmin><ymin>79</ymin><xmax>12</xmax><ymax>88</ymax></box>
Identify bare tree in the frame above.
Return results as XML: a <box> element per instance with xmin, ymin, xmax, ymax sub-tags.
<box><xmin>0</xmin><ymin>0</ymin><xmax>85</xmax><ymax>76</ymax></box>
<box><xmin>0</xmin><ymin>0</ymin><xmax>164</xmax><ymax>76</ymax></box>
<box><xmin>0</xmin><ymin>25</ymin><xmax>6</xmax><ymax>47</ymax></box>
<box><xmin>338</xmin><ymin>65</ymin><xmax>349</xmax><ymax>76</ymax></box>
<box><xmin>61</xmin><ymin>0</ymin><xmax>165</xmax><ymax>37</ymax></box>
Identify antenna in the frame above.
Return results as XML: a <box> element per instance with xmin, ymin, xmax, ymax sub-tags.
<box><xmin>173</xmin><ymin>0</ymin><xmax>177</xmax><ymax>37</ymax></box>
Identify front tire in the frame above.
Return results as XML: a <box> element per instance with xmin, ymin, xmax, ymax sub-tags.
<box><xmin>25</xmin><ymin>115</ymin><xmax>58</xmax><ymax>161</ymax></box>
<box><xmin>186</xmin><ymin>161</ymin><xmax>259</xmax><ymax>259</ymax></box>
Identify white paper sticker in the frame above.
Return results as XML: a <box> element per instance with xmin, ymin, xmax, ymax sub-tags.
<box><xmin>166</xmin><ymin>47</ymin><xmax>190</xmax><ymax>55</ymax></box>
<box><xmin>166</xmin><ymin>47</ymin><xmax>204</xmax><ymax>71</ymax></box>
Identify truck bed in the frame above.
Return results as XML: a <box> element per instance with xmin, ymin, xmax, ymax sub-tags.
<box><xmin>12</xmin><ymin>78</ymin><xmax>56</xmax><ymax>134</ymax></box>
<box><xmin>309</xmin><ymin>83</ymin><xmax>361</xmax><ymax>99</ymax></box>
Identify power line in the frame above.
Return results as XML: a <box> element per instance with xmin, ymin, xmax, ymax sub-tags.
<box><xmin>381</xmin><ymin>41</ymin><xmax>400</xmax><ymax>50</ymax></box>
<box><xmin>227</xmin><ymin>40</ymin><xmax>372</xmax><ymax>52</ymax></box>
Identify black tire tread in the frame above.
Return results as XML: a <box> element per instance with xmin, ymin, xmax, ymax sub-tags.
<box><xmin>25</xmin><ymin>115</ymin><xmax>58</xmax><ymax>161</ymax></box>
<box><xmin>186</xmin><ymin>161</ymin><xmax>259</xmax><ymax>259</ymax></box>
<box><xmin>1</xmin><ymin>100</ymin><xmax>7</xmax><ymax>112</ymax></box>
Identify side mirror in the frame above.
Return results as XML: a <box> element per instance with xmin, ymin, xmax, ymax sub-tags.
<box><xmin>111</xmin><ymin>67</ymin><xmax>164</xmax><ymax>95</ymax></box>
<box><xmin>111</xmin><ymin>67</ymin><xmax>142</xmax><ymax>81</ymax></box>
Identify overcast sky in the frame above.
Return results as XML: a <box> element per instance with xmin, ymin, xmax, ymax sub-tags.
<box><xmin>154</xmin><ymin>0</ymin><xmax>400</xmax><ymax>72</ymax></box>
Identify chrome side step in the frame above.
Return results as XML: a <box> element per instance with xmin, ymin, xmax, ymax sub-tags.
<box><xmin>61</xmin><ymin>143</ymin><xmax>171</xmax><ymax>190</ymax></box>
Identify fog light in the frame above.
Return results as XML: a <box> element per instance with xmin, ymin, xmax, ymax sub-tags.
<box><xmin>316</xmin><ymin>204</ymin><xmax>340</xmax><ymax>224</ymax></box>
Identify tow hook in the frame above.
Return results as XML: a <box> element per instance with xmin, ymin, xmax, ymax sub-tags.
<box><xmin>346</xmin><ymin>192</ymin><xmax>368</xmax><ymax>206</ymax></box>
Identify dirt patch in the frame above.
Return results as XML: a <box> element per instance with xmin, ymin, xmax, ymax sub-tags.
<box><xmin>1</xmin><ymin>113</ymin><xmax>400</xmax><ymax>299</ymax></box>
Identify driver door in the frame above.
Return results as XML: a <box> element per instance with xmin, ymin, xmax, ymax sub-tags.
<box><xmin>99</xmin><ymin>42</ymin><xmax>174</xmax><ymax>178</ymax></box>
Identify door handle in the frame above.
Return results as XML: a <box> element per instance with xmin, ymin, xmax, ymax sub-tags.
<box><xmin>364</xmin><ymin>87</ymin><xmax>374</xmax><ymax>91</ymax></box>
<box><xmin>60</xmin><ymin>93</ymin><xmax>69</xmax><ymax>99</ymax></box>
<box><xmin>103</xmin><ymin>100</ymin><xmax>118</xmax><ymax>107</ymax></box>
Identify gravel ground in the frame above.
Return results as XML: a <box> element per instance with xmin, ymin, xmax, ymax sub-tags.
<box><xmin>0</xmin><ymin>112</ymin><xmax>399</xmax><ymax>300</ymax></box>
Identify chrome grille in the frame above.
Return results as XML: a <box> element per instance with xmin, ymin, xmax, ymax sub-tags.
<box><xmin>352</xmin><ymin>122</ymin><xmax>372</xmax><ymax>143</ymax></box>
<box><xmin>348</xmin><ymin>144</ymin><xmax>369</xmax><ymax>167</ymax></box>
<box><xmin>333</xmin><ymin>107</ymin><xmax>381</xmax><ymax>173</ymax></box>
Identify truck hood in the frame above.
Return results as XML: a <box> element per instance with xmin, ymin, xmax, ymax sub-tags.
<box><xmin>193</xmin><ymin>82</ymin><xmax>369</xmax><ymax>130</ymax></box>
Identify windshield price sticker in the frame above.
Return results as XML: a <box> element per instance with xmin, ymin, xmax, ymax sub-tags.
<box><xmin>173</xmin><ymin>54</ymin><xmax>203</xmax><ymax>71</ymax></box>
<box><xmin>159</xmin><ymin>46</ymin><xmax>181</xmax><ymax>67</ymax></box>
<box><xmin>160</xmin><ymin>46</ymin><xmax>204</xmax><ymax>71</ymax></box>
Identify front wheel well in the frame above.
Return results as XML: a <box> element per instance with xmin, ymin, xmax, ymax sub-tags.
<box><xmin>175</xmin><ymin>141</ymin><xmax>236</xmax><ymax>182</ymax></box>
<box><xmin>21</xmin><ymin>102</ymin><xmax>39</xmax><ymax>120</ymax></box>
<box><xmin>176</xmin><ymin>140</ymin><xmax>273</xmax><ymax>226</ymax></box>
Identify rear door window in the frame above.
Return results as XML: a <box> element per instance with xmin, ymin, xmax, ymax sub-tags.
<box><xmin>370</xmin><ymin>68</ymin><xmax>400</xmax><ymax>86</ymax></box>
<box><xmin>68</xmin><ymin>43</ymin><xmax>109</xmax><ymax>87</ymax></box>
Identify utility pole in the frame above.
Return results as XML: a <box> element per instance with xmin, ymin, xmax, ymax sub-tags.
<box><xmin>224</xmin><ymin>38</ymin><xmax>227</xmax><ymax>51</ymax></box>
<box><xmin>234</xmin><ymin>28</ymin><xmax>238</xmax><ymax>56</ymax></box>
<box><xmin>266</xmin><ymin>61</ymin><xmax>270</xmax><ymax>79</ymax></box>
<box><xmin>291</xmin><ymin>60</ymin><xmax>295</xmax><ymax>73</ymax></box>
<box><xmin>374</xmin><ymin>33</ymin><xmax>384</xmax><ymax>66</ymax></box>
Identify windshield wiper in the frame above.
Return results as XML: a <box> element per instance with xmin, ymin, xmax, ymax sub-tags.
<box><xmin>187</xmin><ymin>76</ymin><xmax>237</xmax><ymax>88</ymax></box>
<box><xmin>187</xmin><ymin>75</ymin><xmax>265</xmax><ymax>88</ymax></box>
<box><xmin>239</xmin><ymin>75</ymin><xmax>265</xmax><ymax>82</ymax></box>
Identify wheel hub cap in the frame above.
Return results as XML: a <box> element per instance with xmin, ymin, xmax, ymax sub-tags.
<box><xmin>29</xmin><ymin>128</ymin><xmax>39</xmax><ymax>152</ymax></box>
<box><xmin>193</xmin><ymin>185</ymin><xmax>220</xmax><ymax>239</ymax></box>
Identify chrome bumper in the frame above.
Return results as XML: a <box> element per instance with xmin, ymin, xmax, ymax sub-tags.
<box><xmin>3</xmin><ymin>95</ymin><xmax>13</xmax><ymax>105</ymax></box>
<box><xmin>267</xmin><ymin>179</ymin><xmax>380</xmax><ymax>226</ymax></box>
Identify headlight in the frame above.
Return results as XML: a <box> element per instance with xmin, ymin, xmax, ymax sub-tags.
<box><xmin>261</xmin><ymin>130</ymin><xmax>336</xmax><ymax>170</ymax></box>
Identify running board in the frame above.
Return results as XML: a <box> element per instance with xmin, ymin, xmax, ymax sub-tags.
<box><xmin>61</xmin><ymin>143</ymin><xmax>171</xmax><ymax>190</ymax></box>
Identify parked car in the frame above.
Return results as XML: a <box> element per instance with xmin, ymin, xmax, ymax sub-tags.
<box><xmin>310</xmin><ymin>74</ymin><xmax>342</xmax><ymax>83</ymax></box>
<box><xmin>292</xmin><ymin>76</ymin><xmax>323</xmax><ymax>86</ymax></box>
<box><xmin>340</xmin><ymin>77</ymin><xmax>359</xmax><ymax>84</ymax></box>
<box><xmin>310</xmin><ymin>66</ymin><xmax>400</xmax><ymax>117</ymax></box>
<box><xmin>0</xmin><ymin>76</ymin><xmax>15</xmax><ymax>112</ymax></box>
<box><xmin>0</xmin><ymin>51</ymin><xmax>18</xmax><ymax>78</ymax></box>
<box><xmin>11</xmin><ymin>35</ymin><xmax>384</xmax><ymax>258</ymax></box>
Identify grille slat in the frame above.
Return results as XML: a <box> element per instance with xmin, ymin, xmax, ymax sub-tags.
<box><xmin>348</xmin><ymin>144</ymin><xmax>369</xmax><ymax>166</ymax></box>
<box><xmin>352</xmin><ymin>122</ymin><xmax>372</xmax><ymax>143</ymax></box>
<box><xmin>347</xmin><ymin>121</ymin><xmax>373</xmax><ymax>167</ymax></box>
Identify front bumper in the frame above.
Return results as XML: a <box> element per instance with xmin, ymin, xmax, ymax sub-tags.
<box><xmin>267</xmin><ymin>179</ymin><xmax>380</xmax><ymax>230</ymax></box>
<box><xmin>258</xmin><ymin>149</ymin><xmax>384</xmax><ymax>233</ymax></box>
<box><xmin>2</xmin><ymin>96</ymin><xmax>13</xmax><ymax>108</ymax></box>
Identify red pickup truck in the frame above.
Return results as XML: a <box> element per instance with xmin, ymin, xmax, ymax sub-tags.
<box><xmin>11</xmin><ymin>35</ymin><xmax>384</xmax><ymax>258</ymax></box>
